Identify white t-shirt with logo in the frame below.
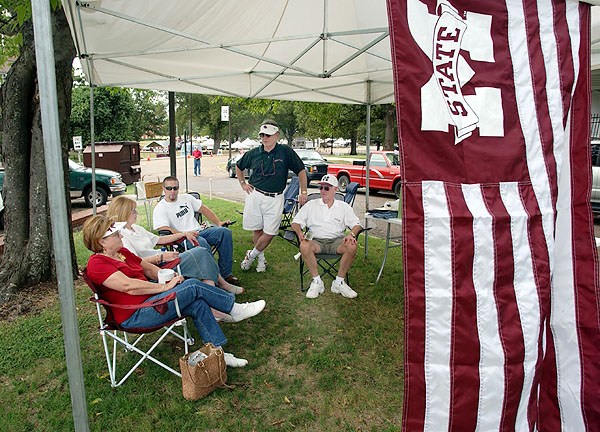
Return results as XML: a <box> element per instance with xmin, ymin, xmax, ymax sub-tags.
<box><xmin>153</xmin><ymin>194</ymin><xmax>202</xmax><ymax>232</ymax></box>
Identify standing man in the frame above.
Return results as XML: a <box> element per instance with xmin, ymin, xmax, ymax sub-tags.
<box><xmin>291</xmin><ymin>175</ymin><xmax>362</xmax><ymax>299</ymax></box>
<box><xmin>192</xmin><ymin>146</ymin><xmax>202</xmax><ymax>176</ymax></box>
<box><xmin>153</xmin><ymin>176</ymin><xmax>240</xmax><ymax>285</ymax></box>
<box><xmin>236</xmin><ymin>119</ymin><xmax>308</xmax><ymax>272</ymax></box>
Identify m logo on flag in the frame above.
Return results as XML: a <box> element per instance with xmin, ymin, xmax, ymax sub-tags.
<box><xmin>408</xmin><ymin>0</ymin><xmax>504</xmax><ymax>143</ymax></box>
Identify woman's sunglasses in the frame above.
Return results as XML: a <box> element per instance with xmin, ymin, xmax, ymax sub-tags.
<box><xmin>165</xmin><ymin>186</ymin><xmax>179</xmax><ymax>191</ymax></box>
<box><xmin>318</xmin><ymin>185</ymin><xmax>330</xmax><ymax>191</ymax></box>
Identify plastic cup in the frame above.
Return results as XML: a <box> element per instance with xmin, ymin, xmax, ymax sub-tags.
<box><xmin>158</xmin><ymin>269</ymin><xmax>175</xmax><ymax>284</ymax></box>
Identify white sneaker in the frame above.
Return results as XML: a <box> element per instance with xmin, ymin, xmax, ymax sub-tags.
<box><xmin>331</xmin><ymin>280</ymin><xmax>357</xmax><ymax>298</ymax></box>
<box><xmin>306</xmin><ymin>279</ymin><xmax>324</xmax><ymax>299</ymax></box>
<box><xmin>229</xmin><ymin>300</ymin><xmax>266</xmax><ymax>322</ymax></box>
<box><xmin>240</xmin><ymin>250</ymin><xmax>255</xmax><ymax>270</ymax></box>
<box><xmin>256</xmin><ymin>256</ymin><xmax>267</xmax><ymax>273</ymax></box>
<box><xmin>224</xmin><ymin>352</ymin><xmax>248</xmax><ymax>368</ymax></box>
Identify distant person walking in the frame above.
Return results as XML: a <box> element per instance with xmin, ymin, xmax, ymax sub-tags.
<box><xmin>236</xmin><ymin>119</ymin><xmax>308</xmax><ymax>273</ymax></box>
<box><xmin>193</xmin><ymin>146</ymin><xmax>202</xmax><ymax>176</ymax></box>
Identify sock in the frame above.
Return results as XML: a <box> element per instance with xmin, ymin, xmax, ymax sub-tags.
<box><xmin>335</xmin><ymin>276</ymin><xmax>344</xmax><ymax>284</ymax></box>
<box><xmin>313</xmin><ymin>275</ymin><xmax>322</xmax><ymax>284</ymax></box>
<box><xmin>258</xmin><ymin>250</ymin><xmax>265</xmax><ymax>259</ymax></box>
<box><xmin>230</xmin><ymin>302</ymin><xmax>242</xmax><ymax>316</ymax></box>
<box><xmin>249</xmin><ymin>248</ymin><xmax>260</xmax><ymax>259</ymax></box>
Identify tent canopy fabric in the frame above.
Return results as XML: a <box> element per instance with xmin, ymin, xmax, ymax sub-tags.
<box><xmin>63</xmin><ymin>0</ymin><xmax>394</xmax><ymax>105</ymax></box>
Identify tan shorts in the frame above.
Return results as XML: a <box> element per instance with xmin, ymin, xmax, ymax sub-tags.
<box><xmin>313</xmin><ymin>237</ymin><xmax>344</xmax><ymax>255</ymax></box>
<box><xmin>242</xmin><ymin>190</ymin><xmax>284</xmax><ymax>236</ymax></box>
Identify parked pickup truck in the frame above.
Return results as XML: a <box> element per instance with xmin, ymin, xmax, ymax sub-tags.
<box><xmin>327</xmin><ymin>150</ymin><xmax>401</xmax><ymax>198</ymax></box>
<box><xmin>0</xmin><ymin>160</ymin><xmax>126</xmax><ymax>209</ymax></box>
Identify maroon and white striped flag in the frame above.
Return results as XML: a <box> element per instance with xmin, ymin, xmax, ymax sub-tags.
<box><xmin>386</xmin><ymin>1</ymin><xmax>600</xmax><ymax>430</ymax></box>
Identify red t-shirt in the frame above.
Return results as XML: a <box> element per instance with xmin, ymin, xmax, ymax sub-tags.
<box><xmin>193</xmin><ymin>148</ymin><xmax>202</xmax><ymax>159</ymax></box>
<box><xmin>87</xmin><ymin>248</ymin><xmax>152</xmax><ymax>323</ymax></box>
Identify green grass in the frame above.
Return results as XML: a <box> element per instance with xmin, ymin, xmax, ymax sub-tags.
<box><xmin>1</xmin><ymin>195</ymin><xmax>404</xmax><ymax>431</ymax></box>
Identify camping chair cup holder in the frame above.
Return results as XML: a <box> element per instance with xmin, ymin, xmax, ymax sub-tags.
<box><xmin>82</xmin><ymin>269</ymin><xmax>195</xmax><ymax>387</ymax></box>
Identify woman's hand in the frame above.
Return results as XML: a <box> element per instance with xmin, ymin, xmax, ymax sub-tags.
<box><xmin>164</xmin><ymin>275</ymin><xmax>184</xmax><ymax>291</ymax></box>
<box><xmin>162</xmin><ymin>251</ymin><xmax>179</xmax><ymax>262</ymax></box>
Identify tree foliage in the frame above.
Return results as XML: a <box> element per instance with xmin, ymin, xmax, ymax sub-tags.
<box><xmin>70</xmin><ymin>86</ymin><xmax>167</xmax><ymax>144</ymax></box>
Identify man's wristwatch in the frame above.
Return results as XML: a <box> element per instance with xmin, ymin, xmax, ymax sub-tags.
<box><xmin>350</xmin><ymin>231</ymin><xmax>356</xmax><ymax>238</ymax></box>
<box><xmin>300</xmin><ymin>190</ymin><xmax>307</xmax><ymax>195</ymax></box>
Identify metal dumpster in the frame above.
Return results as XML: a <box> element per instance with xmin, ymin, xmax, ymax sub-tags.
<box><xmin>83</xmin><ymin>141</ymin><xmax>141</xmax><ymax>184</ymax></box>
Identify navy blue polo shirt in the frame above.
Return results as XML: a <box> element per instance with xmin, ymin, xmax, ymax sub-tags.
<box><xmin>237</xmin><ymin>144</ymin><xmax>305</xmax><ymax>193</ymax></box>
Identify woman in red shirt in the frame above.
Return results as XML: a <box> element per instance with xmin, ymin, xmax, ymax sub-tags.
<box><xmin>83</xmin><ymin>215</ymin><xmax>265</xmax><ymax>367</ymax></box>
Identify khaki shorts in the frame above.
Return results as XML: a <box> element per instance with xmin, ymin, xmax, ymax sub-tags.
<box><xmin>313</xmin><ymin>236</ymin><xmax>344</xmax><ymax>255</ymax></box>
<box><xmin>242</xmin><ymin>190</ymin><xmax>284</xmax><ymax>236</ymax></box>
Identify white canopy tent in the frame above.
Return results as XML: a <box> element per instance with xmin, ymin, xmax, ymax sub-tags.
<box><xmin>62</xmin><ymin>0</ymin><xmax>394</xmax><ymax>105</ymax></box>
<box><xmin>62</xmin><ymin>0</ymin><xmax>396</xmax><ymax>211</ymax></box>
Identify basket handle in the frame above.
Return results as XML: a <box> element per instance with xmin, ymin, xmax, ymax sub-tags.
<box><xmin>141</xmin><ymin>174</ymin><xmax>160</xmax><ymax>182</ymax></box>
<box><xmin>183</xmin><ymin>353</ymin><xmax>233</xmax><ymax>389</ymax></box>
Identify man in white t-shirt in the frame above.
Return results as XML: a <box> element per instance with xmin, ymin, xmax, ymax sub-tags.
<box><xmin>153</xmin><ymin>176</ymin><xmax>239</xmax><ymax>285</ymax></box>
<box><xmin>291</xmin><ymin>174</ymin><xmax>362</xmax><ymax>299</ymax></box>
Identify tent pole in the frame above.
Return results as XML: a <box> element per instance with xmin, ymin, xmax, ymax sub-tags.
<box><xmin>365</xmin><ymin>81</ymin><xmax>371</xmax><ymax>257</ymax></box>
<box><xmin>169</xmin><ymin>92</ymin><xmax>176</xmax><ymax>176</ymax></box>
<box><xmin>31</xmin><ymin>0</ymin><xmax>89</xmax><ymax>430</ymax></box>
<box><xmin>90</xmin><ymin>84</ymin><xmax>96</xmax><ymax>215</ymax></box>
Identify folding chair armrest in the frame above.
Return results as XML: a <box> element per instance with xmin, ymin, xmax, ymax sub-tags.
<box><xmin>90</xmin><ymin>291</ymin><xmax>177</xmax><ymax>315</ymax></box>
<box><xmin>158</xmin><ymin>229</ymin><xmax>174</xmax><ymax>237</ymax></box>
<box><xmin>159</xmin><ymin>257</ymin><xmax>181</xmax><ymax>269</ymax></box>
<box><xmin>356</xmin><ymin>227</ymin><xmax>372</xmax><ymax>239</ymax></box>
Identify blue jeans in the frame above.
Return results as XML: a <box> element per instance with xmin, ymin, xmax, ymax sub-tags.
<box><xmin>183</xmin><ymin>226</ymin><xmax>233</xmax><ymax>278</ymax></box>
<box><xmin>121</xmin><ymin>279</ymin><xmax>235</xmax><ymax>347</ymax></box>
<box><xmin>178</xmin><ymin>247</ymin><xmax>219</xmax><ymax>284</ymax></box>
<box><xmin>194</xmin><ymin>159</ymin><xmax>201</xmax><ymax>175</ymax></box>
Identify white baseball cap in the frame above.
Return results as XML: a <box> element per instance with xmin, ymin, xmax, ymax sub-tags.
<box><xmin>259</xmin><ymin>123</ymin><xmax>279</xmax><ymax>136</ymax></box>
<box><xmin>319</xmin><ymin>174</ymin><xmax>338</xmax><ymax>188</ymax></box>
<box><xmin>102</xmin><ymin>221</ymin><xmax>126</xmax><ymax>238</ymax></box>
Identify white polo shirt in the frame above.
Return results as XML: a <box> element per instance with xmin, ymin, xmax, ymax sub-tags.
<box><xmin>292</xmin><ymin>198</ymin><xmax>361</xmax><ymax>239</ymax></box>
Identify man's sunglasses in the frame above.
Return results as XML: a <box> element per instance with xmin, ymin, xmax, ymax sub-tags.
<box><xmin>259</xmin><ymin>133</ymin><xmax>273</xmax><ymax>138</ymax></box>
<box><xmin>318</xmin><ymin>185</ymin><xmax>330</xmax><ymax>191</ymax></box>
<box><xmin>165</xmin><ymin>186</ymin><xmax>179</xmax><ymax>191</ymax></box>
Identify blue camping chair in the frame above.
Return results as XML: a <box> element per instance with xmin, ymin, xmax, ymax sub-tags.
<box><xmin>277</xmin><ymin>177</ymin><xmax>301</xmax><ymax>245</ymax></box>
<box><xmin>344</xmin><ymin>182</ymin><xmax>359</xmax><ymax>206</ymax></box>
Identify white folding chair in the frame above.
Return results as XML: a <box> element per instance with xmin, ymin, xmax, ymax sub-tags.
<box><xmin>82</xmin><ymin>267</ymin><xmax>195</xmax><ymax>387</ymax></box>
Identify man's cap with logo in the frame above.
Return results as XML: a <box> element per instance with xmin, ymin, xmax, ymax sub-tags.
<box><xmin>259</xmin><ymin>122</ymin><xmax>279</xmax><ymax>136</ymax></box>
<box><xmin>319</xmin><ymin>174</ymin><xmax>338</xmax><ymax>188</ymax></box>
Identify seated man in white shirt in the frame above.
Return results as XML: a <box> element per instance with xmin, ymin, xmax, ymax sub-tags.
<box><xmin>153</xmin><ymin>176</ymin><xmax>239</xmax><ymax>286</ymax></box>
<box><xmin>291</xmin><ymin>175</ymin><xmax>362</xmax><ymax>299</ymax></box>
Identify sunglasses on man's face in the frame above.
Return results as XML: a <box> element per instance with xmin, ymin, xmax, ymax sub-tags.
<box><xmin>318</xmin><ymin>185</ymin><xmax>330</xmax><ymax>191</ymax></box>
<box><xmin>165</xmin><ymin>186</ymin><xmax>179</xmax><ymax>191</ymax></box>
<box><xmin>259</xmin><ymin>133</ymin><xmax>273</xmax><ymax>138</ymax></box>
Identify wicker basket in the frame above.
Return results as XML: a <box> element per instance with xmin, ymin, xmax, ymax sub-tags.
<box><xmin>136</xmin><ymin>175</ymin><xmax>162</xmax><ymax>199</ymax></box>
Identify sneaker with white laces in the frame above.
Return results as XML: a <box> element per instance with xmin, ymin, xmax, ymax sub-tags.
<box><xmin>224</xmin><ymin>352</ymin><xmax>248</xmax><ymax>368</ymax></box>
<box><xmin>228</xmin><ymin>300</ymin><xmax>266</xmax><ymax>322</ymax></box>
<box><xmin>241</xmin><ymin>250</ymin><xmax>255</xmax><ymax>270</ymax></box>
<box><xmin>331</xmin><ymin>279</ymin><xmax>357</xmax><ymax>298</ymax></box>
<box><xmin>306</xmin><ymin>279</ymin><xmax>324</xmax><ymax>299</ymax></box>
<box><xmin>256</xmin><ymin>255</ymin><xmax>267</xmax><ymax>272</ymax></box>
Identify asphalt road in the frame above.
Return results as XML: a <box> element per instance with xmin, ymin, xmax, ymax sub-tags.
<box><xmin>137</xmin><ymin>154</ymin><xmax>402</xmax><ymax>241</ymax></box>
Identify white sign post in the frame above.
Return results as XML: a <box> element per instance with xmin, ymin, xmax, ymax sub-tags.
<box><xmin>73</xmin><ymin>136</ymin><xmax>83</xmax><ymax>163</ymax></box>
<box><xmin>221</xmin><ymin>105</ymin><xmax>229</xmax><ymax>121</ymax></box>
<box><xmin>221</xmin><ymin>106</ymin><xmax>231</xmax><ymax>158</ymax></box>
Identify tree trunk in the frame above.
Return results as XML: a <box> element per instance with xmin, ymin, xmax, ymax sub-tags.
<box><xmin>0</xmin><ymin>8</ymin><xmax>77</xmax><ymax>301</ymax></box>
<box><xmin>383</xmin><ymin>104</ymin><xmax>396</xmax><ymax>151</ymax></box>
<box><xmin>350</xmin><ymin>129</ymin><xmax>358</xmax><ymax>155</ymax></box>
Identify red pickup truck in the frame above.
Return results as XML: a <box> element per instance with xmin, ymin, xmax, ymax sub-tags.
<box><xmin>327</xmin><ymin>150</ymin><xmax>401</xmax><ymax>198</ymax></box>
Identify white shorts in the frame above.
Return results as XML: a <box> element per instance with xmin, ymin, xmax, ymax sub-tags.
<box><xmin>243</xmin><ymin>190</ymin><xmax>285</xmax><ymax>235</ymax></box>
